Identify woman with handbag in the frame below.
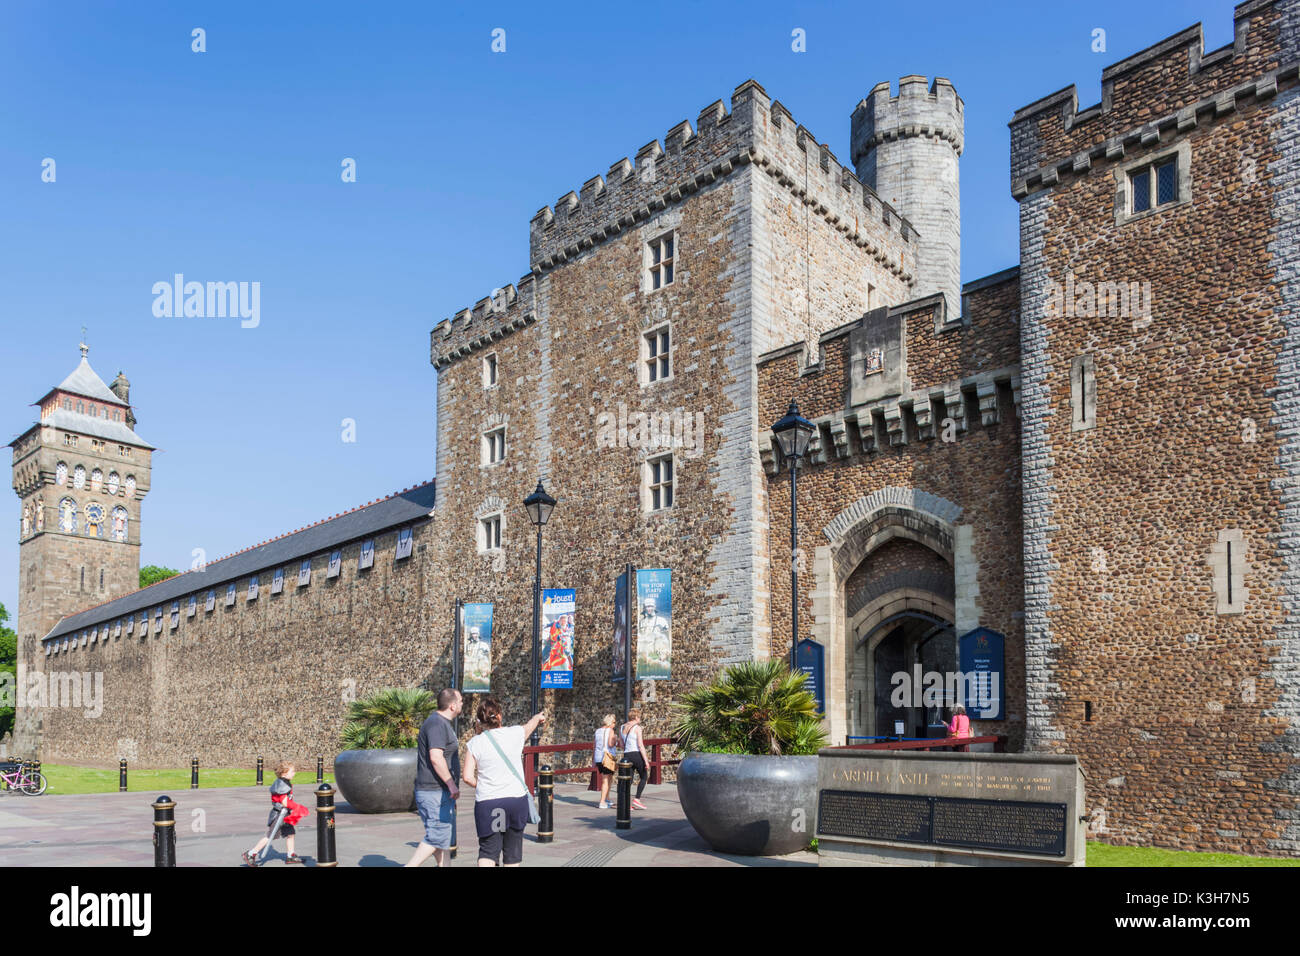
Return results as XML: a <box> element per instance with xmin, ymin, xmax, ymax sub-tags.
<box><xmin>462</xmin><ymin>698</ymin><xmax>547</xmax><ymax>867</ymax></box>
<box><xmin>594</xmin><ymin>713</ymin><xmax>619</xmax><ymax>808</ymax></box>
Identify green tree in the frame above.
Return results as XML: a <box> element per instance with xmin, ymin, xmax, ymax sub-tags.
<box><xmin>139</xmin><ymin>565</ymin><xmax>180</xmax><ymax>589</ymax></box>
<box><xmin>671</xmin><ymin>659</ymin><xmax>828</xmax><ymax>756</ymax></box>
<box><xmin>0</xmin><ymin>603</ymin><xmax>16</xmax><ymax>740</ymax></box>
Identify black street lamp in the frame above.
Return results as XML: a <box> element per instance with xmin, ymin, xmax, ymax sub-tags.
<box><xmin>771</xmin><ymin>401</ymin><xmax>815</xmax><ymax>671</ymax></box>
<box><xmin>523</xmin><ymin>480</ymin><xmax>557</xmax><ymax>764</ymax></box>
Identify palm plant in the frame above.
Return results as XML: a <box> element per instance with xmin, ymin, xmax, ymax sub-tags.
<box><xmin>671</xmin><ymin>659</ymin><xmax>828</xmax><ymax>756</ymax></box>
<box><xmin>339</xmin><ymin>688</ymin><xmax>437</xmax><ymax>750</ymax></box>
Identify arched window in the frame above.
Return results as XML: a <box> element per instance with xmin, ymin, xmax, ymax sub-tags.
<box><xmin>111</xmin><ymin>506</ymin><xmax>128</xmax><ymax>542</ymax></box>
<box><xmin>107</xmin><ymin>472</ymin><xmax>120</xmax><ymax>496</ymax></box>
<box><xmin>56</xmin><ymin>462</ymin><xmax>67</xmax><ymax>485</ymax></box>
<box><xmin>124</xmin><ymin>475</ymin><xmax>136</xmax><ymax>497</ymax></box>
<box><xmin>59</xmin><ymin>497</ymin><xmax>77</xmax><ymax>533</ymax></box>
<box><xmin>91</xmin><ymin>468</ymin><xmax>103</xmax><ymax>492</ymax></box>
<box><xmin>73</xmin><ymin>465</ymin><xmax>86</xmax><ymax>489</ymax></box>
<box><xmin>85</xmin><ymin>503</ymin><xmax>105</xmax><ymax>538</ymax></box>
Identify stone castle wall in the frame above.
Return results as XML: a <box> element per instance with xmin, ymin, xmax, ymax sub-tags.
<box><xmin>1013</xmin><ymin>0</ymin><xmax>1300</xmax><ymax>854</ymax></box>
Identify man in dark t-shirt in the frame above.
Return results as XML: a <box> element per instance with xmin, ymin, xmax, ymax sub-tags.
<box><xmin>405</xmin><ymin>689</ymin><xmax>462</xmax><ymax>867</ymax></box>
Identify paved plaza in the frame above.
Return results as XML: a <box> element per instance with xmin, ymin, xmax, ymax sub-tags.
<box><xmin>0</xmin><ymin>781</ymin><xmax>816</xmax><ymax>867</ymax></box>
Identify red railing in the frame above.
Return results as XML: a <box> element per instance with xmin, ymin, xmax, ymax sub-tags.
<box><xmin>521</xmin><ymin>737</ymin><xmax>679</xmax><ymax>793</ymax></box>
<box><xmin>831</xmin><ymin>735</ymin><xmax>1007</xmax><ymax>752</ymax></box>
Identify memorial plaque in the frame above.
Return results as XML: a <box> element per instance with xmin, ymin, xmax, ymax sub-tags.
<box><xmin>819</xmin><ymin>790</ymin><xmax>931</xmax><ymax>844</ymax></box>
<box><xmin>932</xmin><ymin>797</ymin><xmax>1066</xmax><ymax>857</ymax></box>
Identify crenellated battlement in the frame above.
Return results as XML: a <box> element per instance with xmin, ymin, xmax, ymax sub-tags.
<box><xmin>529</xmin><ymin>79</ymin><xmax>918</xmax><ymax>281</ymax></box>
<box><xmin>1009</xmin><ymin>0</ymin><xmax>1299</xmax><ymax>194</ymax></box>
<box><xmin>850</xmin><ymin>75</ymin><xmax>965</xmax><ymax>170</ymax></box>
<box><xmin>430</xmin><ymin>273</ymin><xmax>538</xmax><ymax>370</ymax></box>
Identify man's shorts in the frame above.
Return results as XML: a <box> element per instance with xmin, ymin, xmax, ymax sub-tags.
<box><xmin>414</xmin><ymin>787</ymin><xmax>454</xmax><ymax>849</ymax></box>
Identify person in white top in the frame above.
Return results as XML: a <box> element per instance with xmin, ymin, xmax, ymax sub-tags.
<box><xmin>462</xmin><ymin>697</ymin><xmax>546</xmax><ymax>867</ymax></box>
<box><xmin>593</xmin><ymin>714</ymin><xmax>618</xmax><ymax>808</ymax></box>
<box><xmin>620</xmin><ymin>709</ymin><xmax>649</xmax><ymax>810</ymax></box>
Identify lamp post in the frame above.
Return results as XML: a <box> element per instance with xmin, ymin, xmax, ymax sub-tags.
<box><xmin>771</xmin><ymin>401</ymin><xmax>815</xmax><ymax>671</ymax></box>
<box><xmin>523</xmin><ymin>480</ymin><xmax>557</xmax><ymax>766</ymax></box>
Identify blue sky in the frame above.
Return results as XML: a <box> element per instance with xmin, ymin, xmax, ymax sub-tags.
<box><xmin>0</xmin><ymin>0</ymin><xmax>1232</xmax><ymax>617</ymax></box>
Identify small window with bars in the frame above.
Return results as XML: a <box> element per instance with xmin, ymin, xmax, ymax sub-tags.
<box><xmin>648</xmin><ymin>233</ymin><xmax>675</xmax><ymax>290</ymax></box>
<box><xmin>646</xmin><ymin>454</ymin><xmax>674</xmax><ymax>511</ymax></box>
<box><xmin>643</xmin><ymin>325</ymin><xmax>671</xmax><ymax>384</ymax></box>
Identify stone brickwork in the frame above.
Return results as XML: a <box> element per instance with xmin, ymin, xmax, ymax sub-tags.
<box><xmin>36</xmin><ymin>525</ymin><xmax>437</xmax><ymax>767</ymax></box>
<box><xmin>757</xmin><ymin>274</ymin><xmax>1025</xmax><ymax>748</ymax></box>
<box><xmin>1013</xmin><ymin>0</ymin><xmax>1300</xmax><ymax>854</ymax></box>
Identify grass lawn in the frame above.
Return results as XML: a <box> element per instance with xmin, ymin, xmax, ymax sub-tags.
<box><xmin>1088</xmin><ymin>841</ymin><xmax>1299</xmax><ymax>867</ymax></box>
<box><xmin>21</xmin><ymin>764</ymin><xmax>334</xmax><ymax>796</ymax></box>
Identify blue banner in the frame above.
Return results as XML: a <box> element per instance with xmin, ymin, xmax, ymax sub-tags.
<box><xmin>462</xmin><ymin>603</ymin><xmax>494</xmax><ymax>693</ymax></box>
<box><xmin>796</xmin><ymin>639</ymin><xmax>825</xmax><ymax>715</ymax></box>
<box><xmin>635</xmin><ymin>569</ymin><xmax>672</xmax><ymax>680</ymax></box>
<box><xmin>958</xmin><ymin>627</ymin><xmax>1004</xmax><ymax>721</ymax></box>
<box><xmin>540</xmin><ymin>588</ymin><xmax>575</xmax><ymax>688</ymax></box>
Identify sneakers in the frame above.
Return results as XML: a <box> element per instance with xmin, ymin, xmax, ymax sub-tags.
<box><xmin>241</xmin><ymin>850</ymin><xmax>258</xmax><ymax>867</ymax></box>
<box><xmin>285</xmin><ymin>854</ymin><xmax>304</xmax><ymax>865</ymax></box>
<box><xmin>598</xmin><ymin>801</ymin><xmax>610</xmax><ymax>809</ymax></box>
<box><xmin>632</xmin><ymin>798</ymin><xmax>647</xmax><ymax>810</ymax></box>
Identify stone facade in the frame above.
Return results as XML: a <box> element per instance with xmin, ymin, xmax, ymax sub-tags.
<box><xmin>10</xmin><ymin>0</ymin><xmax>1300</xmax><ymax>857</ymax></box>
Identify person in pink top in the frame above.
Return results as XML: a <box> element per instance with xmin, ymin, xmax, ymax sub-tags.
<box><xmin>945</xmin><ymin>705</ymin><xmax>971</xmax><ymax>752</ymax></box>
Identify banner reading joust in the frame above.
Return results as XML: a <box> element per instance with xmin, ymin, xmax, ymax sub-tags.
<box><xmin>540</xmin><ymin>588</ymin><xmax>575</xmax><ymax>688</ymax></box>
<box><xmin>635</xmin><ymin>569</ymin><xmax>671</xmax><ymax>680</ymax></box>
<box><xmin>461</xmin><ymin>603</ymin><xmax>494</xmax><ymax>693</ymax></box>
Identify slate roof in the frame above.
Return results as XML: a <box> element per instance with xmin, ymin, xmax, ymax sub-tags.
<box><xmin>37</xmin><ymin>409</ymin><xmax>154</xmax><ymax>449</ymax></box>
<box><xmin>57</xmin><ymin>358</ymin><xmax>127</xmax><ymax>406</ymax></box>
<box><xmin>43</xmin><ymin>480</ymin><xmax>436</xmax><ymax>641</ymax></box>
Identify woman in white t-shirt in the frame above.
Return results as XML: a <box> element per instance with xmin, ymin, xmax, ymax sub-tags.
<box><xmin>462</xmin><ymin>697</ymin><xmax>546</xmax><ymax>867</ymax></box>
<box><xmin>593</xmin><ymin>714</ymin><xmax>618</xmax><ymax>809</ymax></box>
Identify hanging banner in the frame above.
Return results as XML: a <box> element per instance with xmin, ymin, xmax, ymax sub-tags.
<box><xmin>796</xmin><ymin>638</ymin><xmax>825</xmax><ymax>715</ymax></box>
<box><xmin>461</xmin><ymin>603</ymin><xmax>494</xmax><ymax>693</ymax></box>
<box><xmin>958</xmin><ymin>627</ymin><xmax>1005</xmax><ymax>721</ymax></box>
<box><xmin>612</xmin><ymin>572</ymin><xmax>629</xmax><ymax>682</ymax></box>
<box><xmin>635</xmin><ymin>569</ymin><xmax>672</xmax><ymax>680</ymax></box>
<box><xmin>540</xmin><ymin>588</ymin><xmax>575</xmax><ymax>689</ymax></box>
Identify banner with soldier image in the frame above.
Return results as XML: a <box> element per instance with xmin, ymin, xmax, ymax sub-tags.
<box><xmin>540</xmin><ymin>588</ymin><xmax>576</xmax><ymax>689</ymax></box>
<box><xmin>461</xmin><ymin>603</ymin><xmax>494</xmax><ymax>694</ymax></box>
<box><xmin>612</xmin><ymin>571</ymin><xmax>629</xmax><ymax>682</ymax></box>
<box><xmin>635</xmin><ymin>569</ymin><xmax>671</xmax><ymax>680</ymax></box>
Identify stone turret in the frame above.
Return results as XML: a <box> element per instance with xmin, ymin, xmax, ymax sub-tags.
<box><xmin>110</xmin><ymin>371</ymin><xmax>135</xmax><ymax>430</ymax></box>
<box><xmin>851</xmin><ymin>76</ymin><xmax>964</xmax><ymax>320</ymax></box>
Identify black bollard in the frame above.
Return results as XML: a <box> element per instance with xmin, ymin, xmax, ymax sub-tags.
<box><xmin>119</xmin><ymin>759</ymin><xmax>127</xmax><ymax>793</ymax></box>
<box><xmin>537</xmin><ymin>765</ymin><xmax>554</xmax><ymax>843</ymax></box>
<box><xmin>256</xmin><ymin>755</ymin><xmax>263</xmax><ymax>786</ymax></box>
<box><xmin>152</xmin><ymin>795</ymin><xmax>176</xmax><ymax>867</ymax></box>
<box><xmin>32</xmin><ymin>759</ymin><xmax>40</xmax><ymax>779</ymax></box>
<box><xmin>316</xmin><ymin>784</ymin><xmax>337</xmax><ymax>867</ymax></box>
<box><xmin>316</xmin><ymin>756</ymin><xmax>323</xmax><ymax>784</ymax></box>
<box><xmin>190</xmin><ymin>757</ymin><xmax>198</xmax><ymax>790</ymax></box>
<box><xmin>616</xmin><ymin>759</ymin><xmax>632</xmax><ymax>830</ymax></box>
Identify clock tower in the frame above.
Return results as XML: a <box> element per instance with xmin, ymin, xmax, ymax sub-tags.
<box><xmin>9</xmin><ymin>344</ymin><xmax>153</xmax><ymax>752</ymax></box>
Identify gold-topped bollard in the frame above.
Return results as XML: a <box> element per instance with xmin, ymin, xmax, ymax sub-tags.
<box><xmin>537</xmin><ymin>765</ymin><xmax>554</xmax><ymax>843</ymax></box>
<box><xmin>152</xmin><ymin>795</ymin><xmax>177</xmax><ymax>867</ymax></box>
<box><xmin>190</xmin><ymin>757</ymin><xmax>198</xmax><ymax>790</ymax></box>
<box><xmin>316</xmin><ymin>784</ymin><xmax>337</xmax><ymax>867</ymax></box>
<box><xmin>616</xmin><ymin>759</ymin><xmax>632</xmax><ymax>830</ymax></box>
<box><xmin>119</xmin><ymin>759</ymin><xmax>127</xmax><ymax>792</ymax></box>
<box><xmin>316</xmin><ymin>756</ymin><xmax>324</xmax><ymax>784</ymax></box>
<box><xmin>256</xmin><ymin>755</ymin><xmax>264</xmax><ymax>786</ymax></box>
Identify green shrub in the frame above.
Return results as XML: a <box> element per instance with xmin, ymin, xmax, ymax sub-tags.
<box><xmin>671</xmin><ymin>659</ymin><xmax>828</xmax><ymax>756</ymax></box>
<box><xmin>339</xmin><ymin>688</ymin><xmax>436</xmax><ymax>750</ymax></box>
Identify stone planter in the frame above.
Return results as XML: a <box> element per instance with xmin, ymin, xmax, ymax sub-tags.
<box><xmin>677</xmin><ymin>752</ymin><xmax>818</xmax><ymax>856</ymax></box>
<box><xmin>333</xmin><ymin>748</ymin><xmax>417</xmax><ymax>813</ymax></box>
